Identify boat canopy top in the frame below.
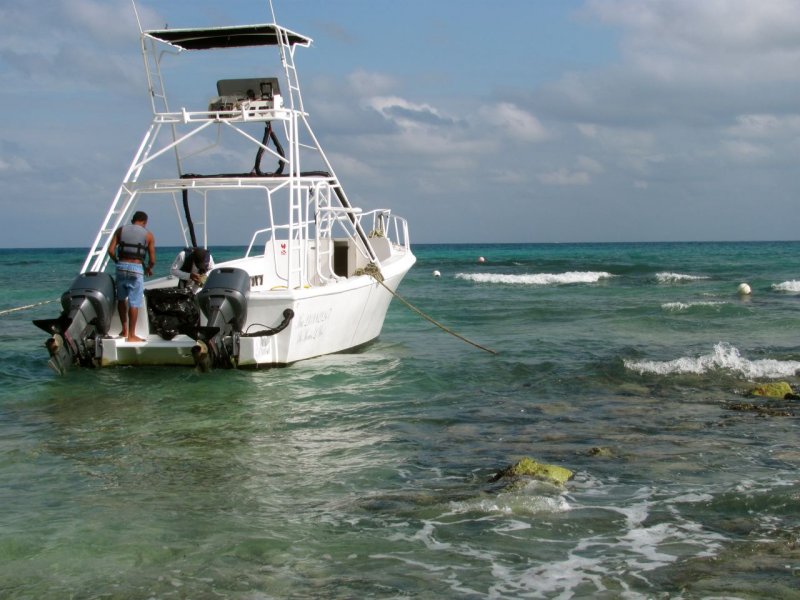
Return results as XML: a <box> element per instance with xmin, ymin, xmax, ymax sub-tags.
<box><xmin>144</xmin><ymin>24</ymin><xmax>312</xmax><ymax>50</ymax></box>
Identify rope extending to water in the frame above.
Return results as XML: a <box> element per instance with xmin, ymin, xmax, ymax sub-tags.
<box><xmin>357</xmin><ymin>263</ymin><xmax>498</xmax><ymax>355</ymax></box>
<box><xmin>0</xmin><ymin>299</ymin><xmax>57</xmax><ymax>316</ymax></box>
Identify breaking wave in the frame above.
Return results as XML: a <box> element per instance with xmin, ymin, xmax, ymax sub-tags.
<box><xmin>772</xmin><ymin>280</ymin><xmax>800</xmax><ymax>293</ymax></box>
<box><xmin>456</xmin><ymin>271</ymin><xmax>614</xmax><ymax>285</ymax></box>
<box><xmin>624</xmin><ymin>342</ymin><xmax>800</xmax><ymax>379</ymax></box>
<box><xmin>449</xmin><ymin>493</ymin><xmax>571</xmax><ymax>516</ymax></box>
<box><xmin>661</xmin><ymin>301</ymin><xmax>727</xmax><ymax>312</ymax></box>
<box><xmin>656</xmin><ymin>272</ymin><xmax>709</xmax><ymax>283</ymax></box>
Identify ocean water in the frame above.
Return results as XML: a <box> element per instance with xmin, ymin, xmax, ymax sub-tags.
<box><xmin>1</xmin><ymin>242</ymin><xmax>799</xmax><ymax>599</ymax></box>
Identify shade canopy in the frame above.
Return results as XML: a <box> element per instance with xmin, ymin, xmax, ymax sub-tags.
<box><xmin>144</xmin><ymin>24</ymin><xmax>311</xmax><ymax>50</ymax></box>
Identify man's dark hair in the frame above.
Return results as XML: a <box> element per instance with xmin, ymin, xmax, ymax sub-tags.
<box><xmin>193</xmin><ymin>247</ymin><xmax>211</xmax><ymax>273</ymax></box>
<box><xmin>132</xmin><ymin>211</ymin><xmax>148</xmax><ymax>224</ymax></box>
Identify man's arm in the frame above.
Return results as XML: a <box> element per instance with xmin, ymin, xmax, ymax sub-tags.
<box><xmin>107</xmin><ymin>229</ymin><xmax>120</xmax><ymax>263</ymax></box>
<box><xmin>145</xmin><ymin>232</ymin><xmax>156</xmax><ymax>276</ymax></box>
<box><xmin>170</xmin><ymin>251</ymin><xmax>191</xmax><ymax>281</ymax></box>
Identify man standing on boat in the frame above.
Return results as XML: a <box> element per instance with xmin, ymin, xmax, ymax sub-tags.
<box><xmin>107</xmin><ymin>211</ymin><xmax>156</xmax><ymax>342</ymax></box>
<box><xmin>170</xmin><ymin>247</ymin><xmax>214</xmax><ymax>293</ymax></box>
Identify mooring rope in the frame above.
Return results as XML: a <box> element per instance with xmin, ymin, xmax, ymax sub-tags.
<box><xmin>0</xmin><ymin>299</ymin><xmax>58</xmax><ymax>316</ymax></box>
<box><xmin>357</xmin><ymin>263</ymin><xmax>498</xmax><ymax>355</ymax></box>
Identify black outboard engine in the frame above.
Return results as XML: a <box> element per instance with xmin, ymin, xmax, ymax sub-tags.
<box><xmin>33</xmin><ymin>272</ymin><xmax>115</xmax><ymax>374</ymax></box>
<box><xmin>193</xmin><ymin>267</ymin><xmax>250</xmax><ymax>370</ymax></box>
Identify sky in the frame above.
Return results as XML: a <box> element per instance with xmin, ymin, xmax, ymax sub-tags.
<box><xmin>2</xmin><ymin>0</ymin><xmax>800</xmax><ymax>247</ymax></box>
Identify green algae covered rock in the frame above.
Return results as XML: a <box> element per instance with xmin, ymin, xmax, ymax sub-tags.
<box><xmin>588</xmin><ymin>446</ymin><xmax>614</xmax><ymax>458</ymax></box>
<box><xmin>748</xmin><ymin>381</ymin><xmax>793</xmax><ymax>399</ymax></box>
<box><xmin>490</xmin><ymin>457</ymin><xmax>574</xmax><ymax>486</ymax></box>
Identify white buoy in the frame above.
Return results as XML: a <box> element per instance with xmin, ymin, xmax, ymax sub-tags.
<box><xmin>738</xmin><ymin>282</ymin><xmax>751</xmax><ymax>295</ymax></box>
<box><xmin>477</xmin><ymin>256</ymin><xmax>485</xmax><ymax>263</ymax></box>
<box><xmin>432</xmin><ymin>270</ymin><xmax>441</xmax><ymax>278</ymax></box>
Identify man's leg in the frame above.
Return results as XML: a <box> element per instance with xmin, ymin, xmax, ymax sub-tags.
<box><xmin>117</xmin><ymin>300</ymin><xmax>128</xmax><ymax>338</ymax></box>
<box><xmin>127</xmin><ymin>306</ymin><xmax>145</xmax><ymax>342</ymax></box>
<box><xmin>126</xmin><ymin>274</ymin><xmax>146</xmax><ymax>342</ymax></box>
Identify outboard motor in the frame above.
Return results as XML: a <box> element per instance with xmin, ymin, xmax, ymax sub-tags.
<box><xmin>193</xmin><ymin>267</ymin><xmax>250</xmax><ymax>370</ymax></box>
<box><xmin>33</xmin><ymin>272</ymin><xmax>115</xmax><ymax>374</ymax></box>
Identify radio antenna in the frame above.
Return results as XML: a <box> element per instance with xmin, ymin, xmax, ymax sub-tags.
<box><xmin>130</xmin><ymin>0</ymin><xmax>144</xmax><ymax>34</ymax></box>
<box><xmin>268</xmin><ymin>0</ymin><xmax>278</xmax><ymax>24</ymax></box>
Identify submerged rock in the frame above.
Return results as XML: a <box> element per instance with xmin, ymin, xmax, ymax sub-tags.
<box><xmin>588</xmin><ymin>446</ymin><xmax>614</xmax><ymax>458</ymax></box>
<box><xmin>728</xmin><ymin>402</ymin><xmax>794</xmax><ymax>417</ymax></box>
<box><xmin>490</xmin><ymin>457</ymin><xmax>573</xmax><ymax>486</ymax></box>
<box><xmin>747</xmin><ymin>381</ymin><xmax>793</xmax><ymax>399</ymax></box>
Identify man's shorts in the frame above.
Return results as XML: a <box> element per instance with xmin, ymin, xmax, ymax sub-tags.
<box><xmin>116</xmin><ymin>264</ymin><xmax>145</xmax><ymax>308</ymax></box>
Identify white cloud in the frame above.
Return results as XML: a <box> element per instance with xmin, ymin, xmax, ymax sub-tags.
<box><xmin>721</xmin><ymin>140</ymin><xmax>772</xmax><ymax>162</ymax></box>
<box><xmin>584</xmin><ymin>0</ymin><xmax>800</xmax><ymax>84</ymax></box>
<box><xmin>355</xmin><ymin>94</ymin><xmax>486</xmax><ymax>171</ymax></box>
<box><xmin>0</xmin><ymin>156</ymin><xmax>32</xmax><ymax>173</ymax></box>
<box><xmin>0</xmin><ymin>0</ymin><xmax>152</xmax><ymax>91</ymax></box>
<box><xmin>348</xmin><ymin>70</ymin><xmax>398</xmax><ymax>97</ymax></box>
<box><xmin>63</xmin><ymin>0</ymin><xmax>143</xmax><ymax>43</ymax></box>
<box><xmin>479</xmin><ymin>102</ymin><xmax>548</xmax><ymax>142</ymax></box>
<box><xmin>577</xmin><ymin>155</ymin><xmax>604</xmax><ymax>174</ymax></box>
<box><xmin>726</xmin><ymin>113</ymin><xmax>800</xmax><ymax>138</ymax></box>
<box><xmin>488</xmin><ymin>169</ymin><xmax>533</xmax><ymax>185</ymax></box>
<box><xmin>367</xmin><ymin>96</ymin><xmax>456</xmax><ymax>129</ymax></box>
<box><xmin>537</xmin><ymin>168</ymin><xmax>591</xmax><ymax>186</ymax></box>
<box><xmin>587</xmin><ymin>0</ymin><xmax>800</xmax><ymax>52</ymax></box>
<box><xmin>576</xmin><ymin>125</ymin><xmax>660</xmax><ymax>172</ymax></box>
<box><xmin>326</xmin><ymin>152</ymin><xmax>379</xmax><ymax>180</ymax></box>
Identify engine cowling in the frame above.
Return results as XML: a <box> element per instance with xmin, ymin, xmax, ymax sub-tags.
<box><xmin>33</xmin><ymin>271</ymin><xmax>115</xmax><ymax>374</ymax></box>
<box><xmin>193</xmin><ymin>267</ymin><xmax>250</xmax><ymax>369</ymax></box>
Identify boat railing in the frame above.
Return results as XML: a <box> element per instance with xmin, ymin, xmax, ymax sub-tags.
<box><xmin>242</xmin><ymin>203</ymin><xmax>409</xmax><ymax>289</ymax></box>
<box><xmin>362</xmin><ymin>210</ymin><xmax>411</xmax><ymax>252</ymax></box>
<box><xmin>313</xmin><ymin>206</ymin><xmax>410</xmax><ymax>255</ymax></box>
<box><xmin>244</xmin><ymin>224</ymin><xmax>311</xmax><ymax>290</ymax></box>
<box><xmin>316</xmin><ymin>206</ymin><xmax>371</xmax><ymax>255</ymax></box>
<box><xmin>153</xmin><ymin>108</ymin><xmax>294</xmax><ymax>125</ymax></box>
<box><xmin>311</xmin><ymin>203</ymin><xmax>371</xmax><ymax>285</ymax></box>
<box><xmin>245</xmin><ymin>227</ymin><xmax>290</xmax><ymax>259</ymax></box>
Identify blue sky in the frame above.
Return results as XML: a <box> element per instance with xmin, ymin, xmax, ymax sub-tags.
<box><xmin>2</xmin><ymin>0</ymin><xmax>800</xmax><ymax>247</ymax></box>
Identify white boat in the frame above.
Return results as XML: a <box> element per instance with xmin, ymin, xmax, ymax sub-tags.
<box><xmin>34</xmin><ymin>5</ymin><xmax>415</xmax><ymax>373</ymax></box>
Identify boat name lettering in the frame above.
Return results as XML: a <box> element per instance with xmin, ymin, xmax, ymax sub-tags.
<box><xmin>298</xmin><ymin>307</ymin><xmax>332</xmax><ymax>328</ymax></box>
<box><xmin>297</xmin><ymin>324</ymin><xmax>322</xmax><ymax>343</ymax></box>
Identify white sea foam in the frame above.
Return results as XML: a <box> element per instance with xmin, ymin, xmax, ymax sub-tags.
<box><xmin>619</xmin><ymin>522</ymin><xmax>683</xmax><ymax>568</ymax></box>
<box><xmin>493</xmin><ymin>519</ymin><xmax>532</xmax><ymax>533</ymax></box>
<box><xmin>656</xmin><ymin>272</ymin><xmax>709</xmax><ymax>283</ymax></box>
<box><xmin>772</xmin><ymin>280</ymin><xmax>800</xmax><ymax>293</ymax></box>
<box><xmin>455</xmin><ymin>271</ymin><xmax>614</xmax><ymax>285</ymax></box>
<box><xmin>449</xmin><ymin>493</ymin><xmax>571</xmax><ymax>516</ymax></box>
<box><xmin>488</xmin><ymin>506</ymin><xmax>725</xmax><ymax>598</ymax></box>
<box><xmin>670</xmin><ymin>492</ymin><xmax>714</xmax><ymax>504</ymax></box>
<box><xmin>661</xmin><ymin>301</ymin><xmax>727</xmax><ymax>312</ymax></box>
<box><xmin>624</xmin><ymin>342</ymin><xmax>800</xmax><ymax>379</ymax></box>
<box><xmin>429</xmin><ymin>485</ymin><xmax>731</xmax><ymax>599</ymax></box>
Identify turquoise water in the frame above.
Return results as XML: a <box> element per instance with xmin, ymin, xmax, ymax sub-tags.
<box><xmin>1</xmin><ymin>242</ymin><xmax>799</xmax><ymax>598</ymax></box>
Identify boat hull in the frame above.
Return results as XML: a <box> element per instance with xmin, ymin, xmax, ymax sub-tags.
<box><xmin>98</xmin><ymin>255</ymin><xmax>414</xmax><ymax>368</ymax></box>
